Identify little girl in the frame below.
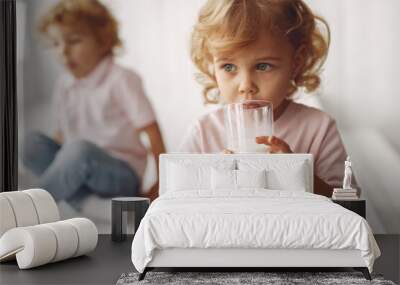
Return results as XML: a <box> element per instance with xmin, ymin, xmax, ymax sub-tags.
<box><xmin>22</xmin><ymin>0</ymin><xmax>165</xmax><ymax>207</ymax></box>
<box><xmin>180</xmin><ymin>0</ymin><xmax>350</xmax><ymax>197</ymax></box>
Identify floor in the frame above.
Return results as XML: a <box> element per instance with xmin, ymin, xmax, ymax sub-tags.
<box><xmin>0</xmin><ymin>235</ymin><xmax>399</xmax><ymax>285</ymax></box>
<box><xmin>375</xmin><ymin>234</ymin><xmax>400</xmax><ymax>284</ymax></box>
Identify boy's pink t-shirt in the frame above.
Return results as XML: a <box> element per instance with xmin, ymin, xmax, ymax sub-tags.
<box><xmin>54</xmin><ymin>56</ymin><xmax>156</xmax><ymax>179</ymax></box>
<box><xmin>179</xmin><ymin>101</ymin><xmax>348</xmax><ymax>187</ymax></box>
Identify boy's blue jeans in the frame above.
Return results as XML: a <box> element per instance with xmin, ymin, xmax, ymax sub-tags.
<box><xmin>22</xmin><ymin>132</ymin><xmax>140</xmax><ymax>208</ymax></box>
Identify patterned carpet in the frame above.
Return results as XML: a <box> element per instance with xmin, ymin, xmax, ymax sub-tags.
<box><xmin>117</xmin><ymin>271</ymin><xmax>396</xmax><ymax>285</ymax></box>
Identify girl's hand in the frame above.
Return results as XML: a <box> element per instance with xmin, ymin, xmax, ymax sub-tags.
<box><xmin>222</xmin><ymin>149</ymin><xmax>235</xmax><ymax>154</ymax></box>
<box><xmin>255</xmin><ymin>136</ymin><xmax>293</xmax><ymax>154</ymax></box>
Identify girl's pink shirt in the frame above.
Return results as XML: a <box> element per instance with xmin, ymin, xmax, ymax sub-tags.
<box><xmin>179</xmin><ymin>101</ymin><xmax>348</xmax><ymax>187</ymax></box>
<box><xmin>54</xmin><ymin>56</ymin><xmax>155</xmax><ymax>179</ymax></box>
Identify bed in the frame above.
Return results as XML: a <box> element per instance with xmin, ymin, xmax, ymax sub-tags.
<box><xmin>131</xmin><ymin>154</ymin><xmax>380</xmax><ymax>280</ymax></box>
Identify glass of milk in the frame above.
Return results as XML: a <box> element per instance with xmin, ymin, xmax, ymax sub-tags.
<box><xmin>224</xmin><ymin>100</ymin><xmax>273</xmax><ymax>153</ymax></box>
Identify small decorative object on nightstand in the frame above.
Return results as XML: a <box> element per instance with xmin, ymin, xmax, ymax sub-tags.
<box><xmin>332</xmin><ymin>156</ymin><xmax>359</xmax><ymax>200</ymax></box>
<box><xmin>331</xmin><ymin>156</ymin><xmax>365</xmax><ymax>218</ymax></box>
<box><xmin>111</xmin><ymin>197</ymin><xmax>150</xmax><ymax>242</ymax></box>
<box><xmin>332</xmin><ymin>199</ymin><xmax>366</xmax><ymax>219</ymax></box>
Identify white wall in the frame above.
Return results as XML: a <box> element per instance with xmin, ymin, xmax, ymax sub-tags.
<box><xmin>304</xmin><ymin>0</ymin><xmax>400</xmax><ymax>128</ymax></box>
<box><xmin>110</xmin><ymin>0</ymin><xmax>400</xmax><ymax>233</ymax></box>
<box><xmin>19</xmin><ymin>0</ymin><xmax>400</xmax><ymax>233</ymax></box>
<box><xmin>109</xmin><ymin>0</ymin><xmax>209</xmax><ymax>152</ymax></box>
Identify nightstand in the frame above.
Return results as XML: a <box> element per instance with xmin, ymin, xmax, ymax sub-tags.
<box><xmin>111</xmin><ymin>197</ymin><xmax>150</xmax><ymax>242</ymax></box>
<box><xmin>332</xmin><ymin>199</ymin><xmax>366</xmax><ymax>218</ymax></box>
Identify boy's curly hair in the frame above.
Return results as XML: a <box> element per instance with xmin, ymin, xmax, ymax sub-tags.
<box><xmin>191</xmin><ymin>0</ymin><xmax>330</xmax><ymax>104</ymax></box>
<box><xmin>39</xmin><ymin>0</ymin><xmax>122</xmax><ymax>54</ymax></box>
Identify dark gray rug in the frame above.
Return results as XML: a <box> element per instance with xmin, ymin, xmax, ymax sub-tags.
<box><xmin>116</xmin><ymin>271</ymin><xmax>396</xmax><ymax>285</ymax></box>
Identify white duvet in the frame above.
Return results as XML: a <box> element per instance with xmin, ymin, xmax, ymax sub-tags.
<box><xmin>131</xmin><ymin>190</ymin><xmax>380</xmax><ymax>273</ymax></box>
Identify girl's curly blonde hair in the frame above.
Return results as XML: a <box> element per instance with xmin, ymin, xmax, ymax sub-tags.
<box><xmin>39</xmin><ymin>0</ymin><xmax>122</xmax><ymax>55</ymax></box>
<box><xmin>191</xmin><ymin>0</ymin><xmax>330</xmax><ymax>104</ymax></box>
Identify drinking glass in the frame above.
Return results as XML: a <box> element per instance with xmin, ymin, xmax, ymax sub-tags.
<box><xmin>224</xmin><ymin>100</ymin><xmax>273</xmax><ymax>153</ymax></box>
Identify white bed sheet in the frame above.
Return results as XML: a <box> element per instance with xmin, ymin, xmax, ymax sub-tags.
<box><xmin>131</xmin><ymin>190</ymin><xmax>380</xmax><ymax>273</ymax></box>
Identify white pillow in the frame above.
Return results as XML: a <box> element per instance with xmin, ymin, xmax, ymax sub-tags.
<box><xmin>167</xmin><ymin>163</ymin><xmax>211</xmax><ymax>191</ymax></box>
<box><xmin>211</xmin><ymin>169</ymin><xmax>267</xmax><ymax>190</ymax></box>
<box><xmin>236</xmin><ymin>169</ymin><xmax>267</xmax><ymax>189</ymax></box>
<box><xmin>267</xmin><ymin>163</ymin><xmax>307</xmax><ymax>191</ymax></box>
<box><xmin>211</xmin><ymin>168</ymin><xmax>236</xmax><ymax>190</ymax></box>
<box><xmin>238</xmin><ymin>158</ymin><xmax>309</xmax><ymax>192</ymax></box>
